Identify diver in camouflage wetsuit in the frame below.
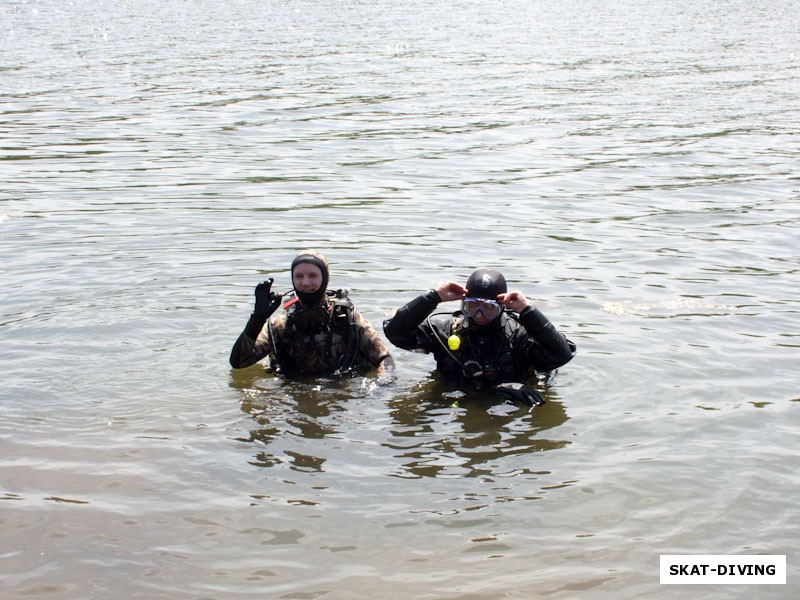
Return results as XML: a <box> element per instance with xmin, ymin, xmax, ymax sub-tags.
<box><xmin>230</xmin><ymin>251</ymin><xmax>394</xmax><ymax>378</ymax></box>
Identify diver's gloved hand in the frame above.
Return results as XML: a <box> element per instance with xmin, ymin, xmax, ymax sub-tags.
<box><xmin>253</xmin><ymin>278</ymin><xmax>282</xmax><ymax>317</ymax></box>
<box><xmin>244</xmin><ymin>278</ymin><xmax>282</xmax><ymax>339</ymax></box>
<box><xmin>492</xmin><ymin>382</ymin><xmax>545</xmax><ymax>408</ymax></box>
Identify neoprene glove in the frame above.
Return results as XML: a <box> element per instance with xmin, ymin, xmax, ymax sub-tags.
<box><xmin>492</xmin><ymin>382</ymin><xmax>545</xmax><ymax>408</ymax></box>
<box><xmin>243</xmin><ymin>278</ymin><xmax>282</xmax><ymax>339</ymax></box>
<box><xmin>253</xmin><ymin>278</ymin><xmax>282</xmax><ymax>317</ymax></box>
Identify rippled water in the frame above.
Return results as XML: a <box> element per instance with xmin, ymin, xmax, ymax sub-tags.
<box><xmin>2</xmin><ymin>0</ymin><xmax>798</xmax><ymax>598</ymax></box>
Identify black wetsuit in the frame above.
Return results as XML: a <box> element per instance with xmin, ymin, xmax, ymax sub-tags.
<box><xmin>383</xmin><ymin>291</ymin><xmax>575</xmax><ymax>388</ymax></box>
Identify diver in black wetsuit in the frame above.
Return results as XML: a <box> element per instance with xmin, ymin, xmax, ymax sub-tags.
<box><xmin>383</xmin><ymin>268</ymin><xmax>575</xmax><ymax>406</ymax></box>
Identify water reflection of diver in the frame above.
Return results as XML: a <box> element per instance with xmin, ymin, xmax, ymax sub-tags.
<box><xmin>386</xmin><ymin>380</ymin><xmax>572</xmax><ymax>479</ymax></box>
<box><xmin>230</xmin><ymin>251</ymin><xmax>395</xmax><ymax>378</ymax></box>
<box><xmin>383</xmin><ymin>268</ymin><xmax>575</xmax><ymax>407</ymax></box>
<box><xmin>236</xmin><ymin>378</ymin><xmax>352</xmax><ymax>471</ymax></box>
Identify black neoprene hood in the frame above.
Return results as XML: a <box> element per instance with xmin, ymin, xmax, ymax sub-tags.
<box><xmin>465</xmin><ymin>268</ymin><xmax>507</xmax><ymax>300</ymax></box>
<box><xmin>291</xmin><ymin>251</ymin><xmax>330</xmax><ymax>305</ymax></box>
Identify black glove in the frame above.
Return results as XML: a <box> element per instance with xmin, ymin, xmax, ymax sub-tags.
<box><xmin>492</xmin><ymin>382</ymin><xmax>545</xmax><ymax>408</ymax></box>
<box><xmin>253</xmin><ymin>278</ymin><xmax>282</xmax><ymax>317</ymax></box>
<box><xmin>244</xmin><ymin>278</ymin><xmax>282</xmax><ymax>339</ymax></box>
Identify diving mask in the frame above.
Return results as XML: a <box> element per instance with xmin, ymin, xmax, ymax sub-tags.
<box><xmin>461</xmin><ymin>297</ymin><xmax>503</xmax><ymax>321</ymax></box>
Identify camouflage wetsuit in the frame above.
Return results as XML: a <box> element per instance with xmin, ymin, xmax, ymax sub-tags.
<box><xmin>230</xmin><ymin>298</ymin><xmax>391</xmax><ymax>376</ymax></box>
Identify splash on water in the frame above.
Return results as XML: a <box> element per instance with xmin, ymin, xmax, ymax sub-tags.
<box><xmin>602</xmin><ymin>298</ymin><xmax>736</xmax><ymax>318</ymax></box>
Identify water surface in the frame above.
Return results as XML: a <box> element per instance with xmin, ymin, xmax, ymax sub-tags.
<box><xmin>1</xmin><ymin>1</ymin><xmax>798</xmax><ymax>598</ymax></box>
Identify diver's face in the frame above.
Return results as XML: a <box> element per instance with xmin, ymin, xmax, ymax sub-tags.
<box><xmin>470</xmin><ymin>311</ymin><xmax>491</xmax><ymax>326</ymax></box>
<box><xmin>292</xmin><ymin>263</ymin><xmax>323</xmax><ymax>295</ymax></box>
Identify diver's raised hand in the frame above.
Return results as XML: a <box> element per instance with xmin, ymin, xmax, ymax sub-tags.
<box><xmin>253</xmin><ymin>278</ymin><xmax>282</xmax><ymax>316</ymax></box>
<box><xmin>497</xmin><ymin>291</ymin><xmax>530</xmax><ymax>313</ymax></box>
<box><xmin>436</xmin><ymin>281</ymin><xmax>468</xmax><ymax>302</ymax></box>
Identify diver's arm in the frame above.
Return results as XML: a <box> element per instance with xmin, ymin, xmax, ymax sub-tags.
<box><xmin>354</xmin><ymin>311</ymin><xmax>396</xmax><ymax>376</ymax></box>
<box><xmin>516</xmin><ymin>305</ymin><xmax>576</xmax><ymax>371</ymax></box>
<box><xmin>229</xmin><ymin>316</ymin><xmax>275</xmax><ymax>368</ymax></box>
<box><xmin>376</xmin><ymin>355</ymin><xmax>396</xmax><ymax>379</ymax></box>
<box><xmin>230</xmin><ymin>279</ymin><xmax>283</xmax><ymax>368</ymax></box>
<box><xmin>382</xmin><ymin>290</ymin><xmax>441</xmax><ymax>351</ymax></box>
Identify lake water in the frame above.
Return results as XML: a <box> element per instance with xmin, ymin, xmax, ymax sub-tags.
<box><xmin>1</xmin><ymin>0</ymin><xmax>798</xmax><ymax>598</ymax></box>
